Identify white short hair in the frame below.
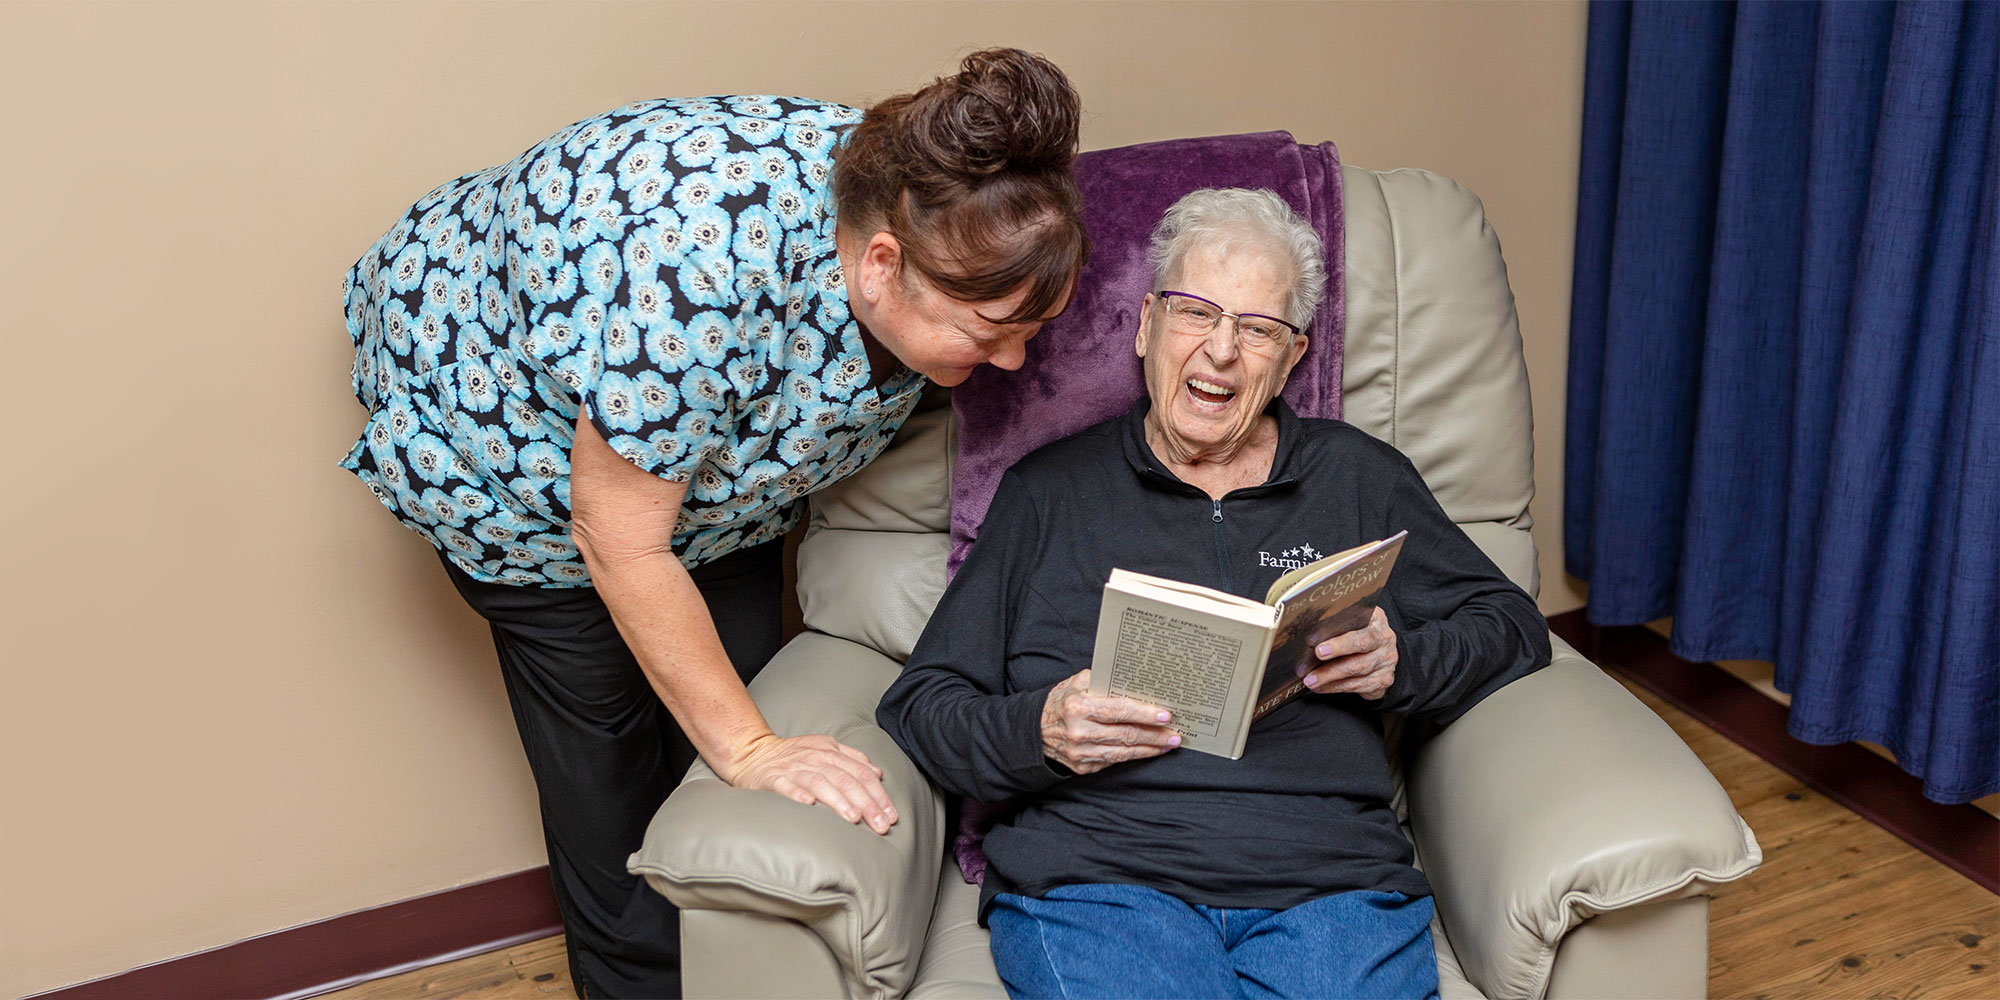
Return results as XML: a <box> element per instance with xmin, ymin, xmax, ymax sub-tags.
<box><xmin>1145</xmin><ymin>188</ymin><xmax>1327</xmax><ymax>329</ymax></box>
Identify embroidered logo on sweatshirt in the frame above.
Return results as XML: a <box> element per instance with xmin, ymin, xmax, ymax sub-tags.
<box><xmin>1257</xmin><ymin>543</ymin><xmax>1322</xmax><ymax>570</ymax></box>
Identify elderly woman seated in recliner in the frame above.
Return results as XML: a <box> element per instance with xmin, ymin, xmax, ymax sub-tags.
<box><xmin>877</xmin><ymin>188</ymin><xmax>1550</xmax><ymax>1000</ymax></box>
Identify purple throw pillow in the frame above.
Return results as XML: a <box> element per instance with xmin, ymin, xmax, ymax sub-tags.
<box><xmin>948</xmin><ymin>131</ymin><xmax>1345</xmax><ymax>575</ymax></box>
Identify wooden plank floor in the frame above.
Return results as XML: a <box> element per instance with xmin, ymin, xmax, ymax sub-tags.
<box><xmin>329</xmin><ymin>933</ymin><xmax>572</xmax><ymax>999</ymax></box>
<box><xmin>1619</xmin><ymin>676</ymin><xmax>1998</xmax><ymax>1000</ymax></box>
<box><xmin>327</xmin><ymin>675</ymin><xmax>1998</xmax><ymax>1000</ymax></box>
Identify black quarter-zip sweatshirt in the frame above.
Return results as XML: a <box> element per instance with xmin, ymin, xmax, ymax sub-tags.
<box><xmin>877</xmin><ymin>398</ymin><xmax>1551</xmax><ymax>918</ymax></box>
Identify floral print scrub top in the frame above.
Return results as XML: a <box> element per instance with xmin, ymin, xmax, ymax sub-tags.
<box><xmin>341</xmin><ymin>97</ymin><xmax>925</xmax><ymax>586</ymax></box>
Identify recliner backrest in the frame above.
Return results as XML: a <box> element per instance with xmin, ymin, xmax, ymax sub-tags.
<box><xmin>1340</xmin><ymin>166</ymin><xmax>1539</xmax><ymax>596</ymax></box>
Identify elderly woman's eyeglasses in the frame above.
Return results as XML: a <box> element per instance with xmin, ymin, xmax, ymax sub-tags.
<box><xmin>1156</xmin><ymin>291</ymin><xmax>1300</xmax><ymax>352</ymax></box>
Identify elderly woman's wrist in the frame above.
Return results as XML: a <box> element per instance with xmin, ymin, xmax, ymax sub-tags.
<box><xmin>1016</xmin><ymin>685</ymin><xmax>1071</xmax><ymax>785</ymax></box>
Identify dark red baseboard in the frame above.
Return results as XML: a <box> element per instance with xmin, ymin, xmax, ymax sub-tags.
<box><xmin>1550</xmin><ymin>609</ymin><xmax>2000</xmax><ymax>895</ymax></box>
<box><xmin>29</xmin><ymin>867</ymin><xmax>562</xmax><ymax>1000</ymax></box>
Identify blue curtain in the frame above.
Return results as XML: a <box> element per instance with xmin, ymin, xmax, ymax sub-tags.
<box><xmin>1566</xmin><ymin>0</ymin><xmax>1999</xmax><ymax>803</ymax></box>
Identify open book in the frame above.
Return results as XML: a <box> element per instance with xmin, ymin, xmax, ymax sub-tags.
<box><xmin>1084</xmin><ymin>531</ymin><xmax>1408</xmax><ymax>759</ymax></box>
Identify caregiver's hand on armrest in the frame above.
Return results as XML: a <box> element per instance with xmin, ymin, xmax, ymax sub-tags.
<box><xmin>721</xmin><ymin>733</ymin><xmax>899</xmax><ymax>834</ymax></box>
<box><xmin>1041</xmin><ymin>669</ymin><xmax>1182</xmax><ymax>774</ymax></box>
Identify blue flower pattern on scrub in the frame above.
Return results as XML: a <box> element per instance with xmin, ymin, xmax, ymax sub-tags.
<box><xmin>342</xmin><ymin>97</ymin><xmax>925</xmax><ymax>586</ymax></box>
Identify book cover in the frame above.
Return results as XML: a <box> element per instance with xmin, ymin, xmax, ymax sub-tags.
<box><xmin>1253</xmin><ymin>531</ymin><xmax>1407</xmax><ymax>720</ymax></box>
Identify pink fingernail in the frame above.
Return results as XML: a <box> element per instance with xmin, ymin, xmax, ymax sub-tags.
<box><xmin>1167</xmin><ymin>735</ymin><xmax>1182</xmax><ymax>748</ymax></box>
<box><xmin>1317</xmin><ymin>643</ymin><xmax>1333</xmax><ymax>657</ymax></box>
<box><xmin>1157</xmin><ymin>710</ymin><xmax>1172</xmax><ymax>723</ymax></box>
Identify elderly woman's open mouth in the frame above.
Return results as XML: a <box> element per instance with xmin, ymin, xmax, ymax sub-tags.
<box><xmin>1186</xmin><ymin>376</ymin><xmax>1237</xmax><ymax>407</ymax></box>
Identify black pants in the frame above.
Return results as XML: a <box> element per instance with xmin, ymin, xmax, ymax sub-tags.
<box><xmin>441</xmin><ymin>541</ymin><xmax>784</xmax><ymax>999</ymax></box>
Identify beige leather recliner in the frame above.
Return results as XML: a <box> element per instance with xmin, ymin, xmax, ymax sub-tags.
<box><xmin>630</xmin><ymin>166</ymin><xmax>1763</xmax><ymax>1000</ymax></box>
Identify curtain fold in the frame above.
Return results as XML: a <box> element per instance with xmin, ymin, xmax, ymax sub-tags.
<box><xmin>1566</xmin><ymin>0</ymin><xmax>1998</xmax><ymax>802</ymax></box>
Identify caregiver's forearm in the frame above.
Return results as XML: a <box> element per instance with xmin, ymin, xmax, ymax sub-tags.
<box><xmin>577</xmin><ymin>536</ymin><xmax>777</xmax><ymax>781</ymax></box>
<box><xmin>566</xmin><ymin>411</ymin><xmax>778</xmax><ymax>781</ymax></box>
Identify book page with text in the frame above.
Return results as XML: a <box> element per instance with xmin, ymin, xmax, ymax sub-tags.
<box><xmin>1087</xmin><ymin>585</ymin><xmax>1275</xmax><ymax>759</ymax></box>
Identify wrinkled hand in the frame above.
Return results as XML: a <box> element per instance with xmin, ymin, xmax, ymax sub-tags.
<box><xmin>723</xmin><ymin>733</ymin><xmax>898</xmax><ymax>834</ymax></box>
<box><xmin>1303</xmin><ymin>606</ymin><xmax>1398</xmax><ymax>699</ymax></box>
<box><xmin>1041</xmin><ymin>669</ymin><xmax>1181</xmax><ymax>774</ymax></box>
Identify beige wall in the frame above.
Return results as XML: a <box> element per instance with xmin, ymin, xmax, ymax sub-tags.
<box><xmin>0</xmin><ymin>2</ymin><xmax>1586</xmax><ymax>994</ymax></box>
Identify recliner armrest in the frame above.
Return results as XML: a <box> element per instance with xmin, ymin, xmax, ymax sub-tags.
<box><xmin>629</xmin><ymin>631</ymin><xmax>945</xmax><ymax>1000</ymax></box>
<box><xmin>1405</xmin><ymin>633</ymin><xmax>1761</xmax><ymax>1000</ymax></box>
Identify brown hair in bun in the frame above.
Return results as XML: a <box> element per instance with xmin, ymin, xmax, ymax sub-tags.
<box><xmin>834</xmin><ymin>48</ymin><xmax>1088</xmax><ymax>324</ymax></box>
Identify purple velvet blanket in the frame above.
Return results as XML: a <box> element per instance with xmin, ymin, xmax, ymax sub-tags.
<box><xmin>943</xmin><ymin>131</ymin><xmax>1346</xmax><ymax>883</ymax></box>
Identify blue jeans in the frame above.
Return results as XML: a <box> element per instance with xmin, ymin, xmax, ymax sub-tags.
<box><xmin>988</xmin><ymin>883</ymin><xmax>1440</xmax><ymax>1000</ymax></box>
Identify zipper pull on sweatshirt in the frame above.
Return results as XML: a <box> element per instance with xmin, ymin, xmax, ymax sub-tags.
<box><xmin>1212</xmin><ymin>500</ymin><xmax>1224</xmax><ymax>523</ymax></box>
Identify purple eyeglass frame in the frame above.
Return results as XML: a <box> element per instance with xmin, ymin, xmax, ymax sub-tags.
<box><xmin>1156</xmin><ymin>290</ymin><xmax>1301</xmax><ymax>339</ymax></box>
